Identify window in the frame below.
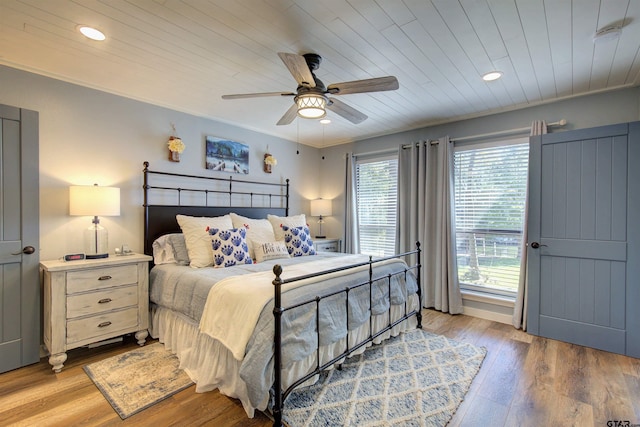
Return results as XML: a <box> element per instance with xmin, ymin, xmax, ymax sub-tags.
<box><xmin>355</xmin><ymin>155</ymin><xmax>398</xmax><ymax>257</ymax></box>
<box><xmin>453</xmin><ymin>138</ymin><xmax>529</xmax><ymax>295</ymax></box>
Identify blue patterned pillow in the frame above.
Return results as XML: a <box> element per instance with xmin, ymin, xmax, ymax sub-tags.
<box><xmin>282</xmin><ymin>225</ymin><xmax>316</xmax><ymax>257</ymax></box>
<box><xmin>209</xmin><ymin>228</ymin><xmax>253</xmax><ymax>268</ymax></box>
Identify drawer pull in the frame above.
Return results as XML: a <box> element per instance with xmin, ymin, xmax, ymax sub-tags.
<box><xmin>98</xmin><ymin>275</ymin><xmax>112</xmax><ymax>281</ymax></box>
<box><xmin>98</xmin><ymin>298</ymin><xmax>112</xmax><ymax>304</ymax></box>
<box><xmin>98</xmin><ymin>321</ymin><xmax>112</xmax><ymax>328</ymax></box>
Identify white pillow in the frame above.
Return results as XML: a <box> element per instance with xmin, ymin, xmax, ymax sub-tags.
<box><xmin>267</xmin><ymin>214</ymin><xmax>307</xmax><ymax>241</ymax></box>
<box><xmin>253</xmin><ymin>241</ymin><xmax>290</xmax><ymax>263</ymax></box>
<box><xmin>152</xmin><ymin>234</ymin><xmax>176</xmax><ymax>265</ymax></box>
<box><xmin>176</xmin><ymin>214</ymin><xmax>233</xmax><ymax>268</ymax></box>
<box><xmin>151</xmin><ymin>233</ymin><xmax>190</xmax><ymax>265</ymax></box>
<box><xmin>229</xmin><ymin>213</ymin><xmax>277</xmax><ymax>259</ymax></box>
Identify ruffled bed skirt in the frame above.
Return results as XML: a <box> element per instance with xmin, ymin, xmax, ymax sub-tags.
<box><xmin>150</xmin><ymin>293</ymin><xmax>419</xmax><ymax>418</ymax></box>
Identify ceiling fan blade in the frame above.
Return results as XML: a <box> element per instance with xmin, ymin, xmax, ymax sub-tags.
<box><xmin>278</xmin><ymin>52</ymin><xmax>316</xmax><ymax>88</ymax></box>
<box><xmin>326</xmin><ymin>98</ymin><xmax>368</xmax><ymax>124</ymax></box>
<box><xmin>327</xmin><ymin>76</ymin><xmax>399</xmax><ymax>95</ymax></box>
<box><xmin>222</xmin><ymin>91</ymin><xmax>295</xmax><ymax>100</ymax></box>
<box><xmin>276</xmin><ymin>103</ymin><xmax>299</xmax><ymax>126</ymax></box>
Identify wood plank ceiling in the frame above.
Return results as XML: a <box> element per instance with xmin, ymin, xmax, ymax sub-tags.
<box><xmin>0</xmin><ymin>0</ymin><xmax>639</xmax><ymax>147</ymax></box>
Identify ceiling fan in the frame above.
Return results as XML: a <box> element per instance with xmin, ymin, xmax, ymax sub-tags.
<box><xmin>221</xmin><ymin>52</ymin><xmax>399</xmax><ymax>125</ymax></box>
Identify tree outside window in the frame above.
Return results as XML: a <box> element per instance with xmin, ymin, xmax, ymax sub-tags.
<box><xmin>454</xmin><ymin>140</ymin><xmax>529</xmax><ymax>294</ymax></box>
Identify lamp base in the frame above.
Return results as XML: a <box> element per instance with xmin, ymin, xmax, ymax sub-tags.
<box><xmin>84</xmin><ymin>222</ymin><xmax>109</xmax><ymax>260</ymax></box>
<box><xmin>86</xmin><ymin>253</ymin><xmax>109</xmax><ymax>259</ymax></box>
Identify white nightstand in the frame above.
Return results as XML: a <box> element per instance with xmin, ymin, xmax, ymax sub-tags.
<box><xmin>40</xmin><ymin>253</ymin><xmax>152</xmax><ymax>372</ymax></box>
<box><xmin>314</xmin><ymin>238</ymin><xmax>342</xmax><ymax>253</ymax></box>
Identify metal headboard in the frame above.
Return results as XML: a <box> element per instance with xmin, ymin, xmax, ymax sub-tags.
<box><xmin>142</xmin><ymin>161</ymin><xmax>289</xmax><ymax>257</ymax></box>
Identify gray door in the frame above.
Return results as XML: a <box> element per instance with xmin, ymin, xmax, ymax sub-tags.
<box><xmin>527</xmin><ymin>122</ymin><xmax>640</xmax><ymax>358</ymax></box>
<box><xmin>0</xmin><ymin>104</ymin><xmax>40</xmax><ymax>373</ymax></box>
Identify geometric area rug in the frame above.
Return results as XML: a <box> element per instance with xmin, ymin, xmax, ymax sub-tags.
<box><xmin>83</xmin><ymin>342</ymin><xmax>193</xmax><ymax>419</ymax></box>
<box><xmin>281</xmin><ymin>329</ymin><xmax>486</xmax><ymax>427</ymax></box>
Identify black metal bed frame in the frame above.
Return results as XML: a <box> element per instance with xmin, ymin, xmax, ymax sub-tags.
<box><xmin>142</xmin><ymin>162</ymin><xmax>422</xmax><ymax>427</ymax></box>
<box><xmin>270</xmin><ymin>247</ymin><xmax>422</xmax><ymax>426</ymax></box>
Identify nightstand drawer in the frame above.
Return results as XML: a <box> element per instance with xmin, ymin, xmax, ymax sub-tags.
<box><xmin>315</xmin><ymin>239</ymin><xmax>341</xmax><ymax>252</ymax></box>
<box><xmin>67</xmin><ymin>307</ymin><xmax>138</xmax><ymax>344</ymax></box>
<box><xmin>67</xmin><ymin>264</ymin><xmax>138</xmax><ymax>293</ymax></box>
<box><xmin>316</xmin><ymin>241</ymin><xmax>339</xmax><ymax>252</ymax></box>
<box><xmin>67</xmin><ymin>285</ymin><xmax>138</xmax><ymax>318</ymax></box>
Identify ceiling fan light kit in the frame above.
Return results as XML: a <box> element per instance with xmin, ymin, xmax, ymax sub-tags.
<box><xmin>296</xmin><ymin>94</ymin><xmax>327</xmax><ymax>119</ymax></box>
<box><xmin>222</xmin><ymin>52</ymin><xmax>399</xmax><ymax>125</ymax></box>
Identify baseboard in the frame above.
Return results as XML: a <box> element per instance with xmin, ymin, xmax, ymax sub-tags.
<box><xmin>462</xmin><ymin>306</ymin><xmax>513</xmax><ymax>325</ymax></box>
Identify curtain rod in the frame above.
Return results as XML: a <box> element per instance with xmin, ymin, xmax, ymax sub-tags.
<box><xmin>402</xmin><ymin>119</ymin><xmax>567</xmax><ymax>148</ymax></box>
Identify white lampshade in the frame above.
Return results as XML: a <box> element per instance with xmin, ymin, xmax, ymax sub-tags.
<box><xmin>310</xmin><ymin>198</ymin><xmax>332</xmax><ymax>217</ymax></box>
<box><xmin>69</xmin><ymin>185</ymin><xmax>120</xmax><ymax>217</ymax></box>
<box><xmin>69</xmin><ymin>185</ymin><xmax>120</xmax><ymax>259</ymax></box>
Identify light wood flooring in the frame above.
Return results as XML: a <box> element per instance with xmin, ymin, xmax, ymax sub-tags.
<box><xmin>1</xmin><ymin>309</ymin><xmax>639</xmax><ymax>426</ymax></box>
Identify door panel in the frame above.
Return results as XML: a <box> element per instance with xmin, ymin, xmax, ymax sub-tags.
<box><xmin>528</xmin><ymin>122</ymin><xmax>638</xmax><ymax>357</ymax></box>
<box><xmin>627</xmin><ymin>122</ymin><xmax>640</xmax><ymax>357</ymax></box>
<box><xmin>0</xmin><ymin>104</ymin><xmax>39</xmax><ymax>373</ymax></box>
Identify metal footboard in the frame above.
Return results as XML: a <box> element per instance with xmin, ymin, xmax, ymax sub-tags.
<box><xmin>270</xmin><ymin>242</ymin><xmax>422</xmax><ymax>427</ymax></box>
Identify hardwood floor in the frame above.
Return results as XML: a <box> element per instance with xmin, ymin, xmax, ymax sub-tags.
<box><xmin>1</xmin><ymin>310</ymin><xmax>638</xmax><ymax>426</ymax></box>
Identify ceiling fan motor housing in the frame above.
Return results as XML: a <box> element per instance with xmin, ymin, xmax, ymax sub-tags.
<box><xmin>303</xmin><ymin>53</ymin><xmax>322</xmax><ymax>71</ymax></box>
<box><xmin>299</xmin><ymin>53</ymin><xmax>326</xmax><ymax>90</ymax></box>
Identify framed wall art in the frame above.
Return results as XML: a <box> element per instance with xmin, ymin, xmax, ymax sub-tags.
<box><xmin>205</xmin><ymin>136</ymin><xmax>249</xmax><ymax>174</ymax></box>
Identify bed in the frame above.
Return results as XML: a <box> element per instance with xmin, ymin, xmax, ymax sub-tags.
<box><xmin>142</xmin><ymin>162</ymin><xmax>422</xmax><ymax>426</ymax></box>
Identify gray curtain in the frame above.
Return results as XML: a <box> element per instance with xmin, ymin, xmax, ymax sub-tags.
<box><xmin>512</xmin><ymin>120</ymin><xmax>547</xmax><ymax>330</ymax></box>
<box><xmin>398</xmin><ymin>136</ymin><xmax>463</xmax><ymax>313</ymax></box>
<box><xmin>343</xmin><ymin>152</ymin><xmax>359</xmax><ymax>254</ymax></box>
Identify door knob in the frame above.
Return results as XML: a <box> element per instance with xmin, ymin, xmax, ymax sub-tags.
<box><xmin>12</xmin><ymin>246</ymin><xmax>35</xmax><ymax>255</ymax></box>
<box><xmin>530</xmin><ymin>242</ymin><xmax>547</xmax><ymax>249</ymax></box>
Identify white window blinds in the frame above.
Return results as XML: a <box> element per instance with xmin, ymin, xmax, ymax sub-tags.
<box><xmin>355</xmin><ymin>155</ymin><xmax>398</xmax><ymax>257</ymax></box>
<box><xmin>453</xmin><ymin>140</ymin><xmax>529</xmax><ymax>292</ymax></box>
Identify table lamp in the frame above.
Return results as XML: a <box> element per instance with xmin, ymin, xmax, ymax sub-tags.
<box><xmin>310</xmin><ymin>198</ymin><xmax>332</xmax><ymax>239</ymax></box>
<box><xmin>69</xmin><ymin>184</ymin><xmax>120</xmax><ymax>259</ymax></box>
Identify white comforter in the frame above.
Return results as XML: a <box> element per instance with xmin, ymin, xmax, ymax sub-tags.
<box><xmin>199</xmin><ymin>254</ymin><xmax>370</xmax><ymax>360</ymax></box>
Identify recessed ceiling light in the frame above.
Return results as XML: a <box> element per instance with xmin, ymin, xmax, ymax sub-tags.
<box><xmin>482</xmin><ymin>71</ymin><xmax>503</xmax><ymax>82</ymax></box>
<box><xmin>320</xmin><ymin>119</ymin><xmax>331</xmax><ymax>124</ymax></box>
<box><xmin>78</xmin><ymin>25</ymin><xmax>106</xmax><ymax>41</ymax></box>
